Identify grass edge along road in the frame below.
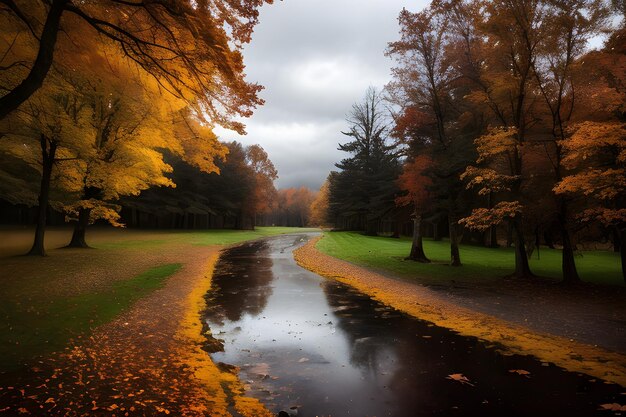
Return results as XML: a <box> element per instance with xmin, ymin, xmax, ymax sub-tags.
<box><xmin>316</xmin><ymin>231</ymin><xmax>623</xmax><ymax>286</ymax></box>
<box><xmin>295</xmin><ymin>235</ymin><xmax>626</xmax><ymax>387</ymax></box>
<box><xmin>0</xmin><ymin>263</ymin><xmax>181</xmax><ymax>372</ymax></box>
<box><xmin>0</xmin><ymin>227</ymin><xmax>319</xmax><ymax>374</ymax></box>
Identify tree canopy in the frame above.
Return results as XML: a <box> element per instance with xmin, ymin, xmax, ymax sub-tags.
<box><xmin>0</xmin><ymin>0</ymin><xmax>271</xmax><ymax>127</ymax></box>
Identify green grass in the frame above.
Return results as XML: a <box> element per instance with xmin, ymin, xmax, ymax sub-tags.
<box><xmin>316</xmin><ymin>231</ymin><xmax>623</xmax><ymax>287</ymax></box>
<box><xmin>0</xmin><ymin>263</ymin><xmax>181</xmax><ymax>372</ymax></box>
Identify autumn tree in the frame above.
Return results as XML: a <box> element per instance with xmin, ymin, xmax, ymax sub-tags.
<box><xmin>309</xmin><ymin>179</ymin><xmax>330</xmax><ymax>227</ymax></box>
<box><xmin>62</xmin><ymin>53</ymin><xmax>174</xmax><ymax>247</ymax></box>
<box><xmin>0</xmin><ymin>36</ymin><xmax>232</xmax><ymax>251</ymax></box>
<box><xmin>396</xmin><ymin>155</ymin><xmax>434</xmax><ymax>262</ymax></box>
<box><xmin>386</xmin><ymin>5</ymin><xmax>476</xmax><ymax>266</ymax></box>
<box><xmin>552</xmin><ymin>24</ymin><xmax>626</xmax><ymax>281</ymax></box>
<box><xmin>0</xmin><ymin>0</ymin><xmax>271</xmax><ymax>125</ymax></box>
<box><xmin>521</xmin><ymin>0</ymin><xmax>610</xmax><ymax>282</ymax></box>
<box><xmin>264</xmin><ymin>187</ymin><xmax>316</xmax><ymax>227</ymax></box>
<box><xmin>0</xmin><ymin>2</ymin><xmax>266</xmax><ymax>251</ymax></box>
<box><xmin>56</xmin><ymin>39</ymin><xmax>229</xmax><ymax>247</ymax></box>
<box><xmin>382</xmin><ymin>0</ymin><xmax>624</xmax><ymax>281</ymax></box>
<box><xmin>554</xmin><ymin>122</ymin><xmax>626</xmax><ymax>281</ymax></box>
<box><xmin>0</xmin><ymin>75</ymin><xmax>92</xmax><ymax>255</ymax></box>
<box><xmin>454</xmin><ymin>0</ymin><xmax>550</xmax><ymax>278</ymax></box>
<box><xmin>246</xmin><ymin>144</ymin><xmax>278</xmax><ymax>228</ymax></box>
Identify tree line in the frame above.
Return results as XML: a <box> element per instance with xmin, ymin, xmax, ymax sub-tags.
<box><xmin>320</xmin><ymin>0</ymin><xmax>625</xmax><ymax>283</ymax></box>
<box><xmin>0</xmin><ymin>0</ymin><xmax>281</xmax><ymax>255</ymax></box>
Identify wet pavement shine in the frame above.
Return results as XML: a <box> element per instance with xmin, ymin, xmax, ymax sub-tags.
<box><xmin>203</xmin><ymin>234</ymin><xmax>624</xmax><ymax>417</ymax></box>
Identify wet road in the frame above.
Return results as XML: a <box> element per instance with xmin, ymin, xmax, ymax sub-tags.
<box><xmin>203</xmin><ymin>234</ymin><xmax>624</xmax><ymax>417</ymax></box>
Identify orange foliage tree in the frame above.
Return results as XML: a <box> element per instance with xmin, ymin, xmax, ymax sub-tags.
<box><xmin>387</xmin><ymin>3</ymin><xmax>484</xmax><ymax>267</ymax></box>
<box><xmin>245</xmin><ymin>144</ymin><xmax>278</xmax><ymax>227</ymax></box>
<box><xmin>383</xmin><ymin>0</ymin><xmax>623</xmax><ymax>282</ymax></box>
<box><xmin>309</xmin><ymin>180</ymin><xmax>330</xmax><ymax>228</ymax></box>
<box><xmin>555</xmin><ymin>122</ymin><xmax>626</xmax><ymax>281</ymax></box>
<box><xmin>0</xmin><ymin>39</ymin><xmax>230</xmax><ymax>253</ymax></box>
<box><xmin>0</xmin><ymin>0</ymin><xmax>272</xmax><ymax>125</ymax></box>
<box><xmin>396</xmin><ymin>155</ymin><xmax>434</xmax><ymax>262</ymax></box>
<box><xmin>552</xmin><ymin>21</ymin><xmax>626</xmax><ymax>281</ymax></box>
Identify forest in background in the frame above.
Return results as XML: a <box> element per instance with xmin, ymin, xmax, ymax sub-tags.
<box><xmin>316</xmin><ymin>0</ymin><xmax>625</xmax><ymax>283</ymax></box>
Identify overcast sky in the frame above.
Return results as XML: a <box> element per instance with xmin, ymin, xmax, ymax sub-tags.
<box><xmin>214</xmin><ymin>0</ymin><xmax>429</xmax><ymax>190</ymax></box>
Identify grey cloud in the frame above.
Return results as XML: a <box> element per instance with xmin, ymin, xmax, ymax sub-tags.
<box><xmin>218</xmin><ymin>0</ymin><xmax>429</xmax><ymax>190</ymax></box>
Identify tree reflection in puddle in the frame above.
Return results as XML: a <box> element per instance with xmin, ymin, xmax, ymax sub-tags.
<box><xmin>204</xmin><ymin>240</ymin><xmax>275</xmax><ymax>324</ymax></box>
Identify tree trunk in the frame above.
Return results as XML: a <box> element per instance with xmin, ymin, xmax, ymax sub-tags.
<box><xmin>511</xmin><ymin>219</ymin><xmax>533</xmax><ymax>278</ymax></box>
<box><xmin>557</xmin><ymin>198</ymin><xmax>579</xmax><ymax>283</ymax></box>
<box><xmin>67</xmin><ymin>207</ymin><xmax>91</xmax><ymax>248</ymax></box>
<box><xmin>28</xmin><ymin>135</ymin><xmax>57</xmax><ymax>256</ymax></box>
<box><xmin>407</xmin><ymin>214</ymin><xmax>429</xmax><ymax>263</ymax></box>
<box><xmin>0</xmin><ymin>0</ymin><xmax>68</xmax><ymax>120</ymax></box>
<box><xmin>560</xmin><ymin>225</ymin><xmax>579</xmax><ymax>284</ymax></box>
<box><xmin>449</xmin><ymin>216</ymin><xmax>462</xmax><ymax>267</ymax></box>
<box><xmin>67</xmin><ymin>185</ymin><xmax>100</xmax><ymax>248</ymax></box>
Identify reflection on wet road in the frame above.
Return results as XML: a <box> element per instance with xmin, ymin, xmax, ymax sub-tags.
<box><xmin>204</xmin><ymin>234</ymin><xmax>623</xmax><ymax>417</ymax></box>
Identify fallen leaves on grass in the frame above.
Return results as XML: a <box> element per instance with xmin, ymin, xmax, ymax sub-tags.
<box><xmin>0</xmin><ymin>245</ymin><xmax>272</xmax><ymax>416</ymax></box>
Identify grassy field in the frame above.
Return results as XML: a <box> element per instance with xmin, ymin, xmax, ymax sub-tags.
<box><xmin>316</xmin><ymin>231</ymin><xmax>623</xmax><ymax>287</ymax></box>
<box><xmin>0</xmin><ymin>226</ymin><xmax>320</xmax><ymax>256</ymax></box>
<box><xmin>0</xmin><ymin>263</ymin><xmax>181</xmax><ymax>371</ymax></box>
<box><xmin>0</xmin><ymin>226</ymin><xmax>318</xmax><ymax>372</ymax></box>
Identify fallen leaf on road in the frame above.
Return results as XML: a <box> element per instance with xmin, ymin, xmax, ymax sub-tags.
<box><xmin>509</xmin><ymin>369</ymin><xmax>531</xmax><ymax>377</ymax></box>
<box><xmin>599</xmin><ymin>403</ymin><xmax>626</xmax><ymax>411</ymax></box>
<box><xmin>446</xmin><ymin>373</ymin><xmax>475</xmax><ymax>386</ymax></box>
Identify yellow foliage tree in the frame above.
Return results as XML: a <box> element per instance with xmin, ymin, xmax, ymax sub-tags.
<box><xmin>0</xmin><ymin>0</ymin><xmax>272</xmax><ymax>125</ymax></box>
<box><xmin>554</xmin><ymin>121</ymin><xmax>626</xmax><ymax>281</ymax></box>
<box><xmin>61</xmin><ymin>44</ymin><xmax>228</xmax><ymax>247</ymax></box>
<box><xmin>1</xmin><ymin>38</ymin><xmax>230</xmax><ymax>252</ymax></box>
<box><xmin>309</xmin><ymin>180</ymin><xmax>330</xmax><ymax>228</ymax></box>
<box><xmin>0</xmin><ymin>73</ymin><xmax>94</xmax><ymax>255</ymax></box>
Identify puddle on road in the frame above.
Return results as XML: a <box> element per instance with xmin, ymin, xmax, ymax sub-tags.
<box><xmin>204</xmin><ymin>234</ymin><xmax>624</xmax><ymax>417</ymax></box>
